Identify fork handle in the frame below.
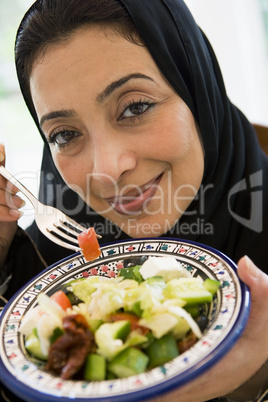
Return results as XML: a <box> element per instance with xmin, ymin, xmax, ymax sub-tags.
<box><xmin>0</xmin><ymin>165</ymin><xmax>39</xmax><ymax>209</ymax></box>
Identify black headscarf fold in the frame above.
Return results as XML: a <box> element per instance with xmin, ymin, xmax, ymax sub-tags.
<box><xmin>18</xmin><ymin>0</ymin><xmax>268</xmax><ymax>269</ymax></box>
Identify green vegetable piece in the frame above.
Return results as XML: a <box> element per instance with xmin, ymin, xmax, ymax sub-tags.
<box><xmin>140</xmin><ymin>276</ymin><xmax>166</xmax><ymax>302</ymax></box>
<box><xmin>143</xmin><ymin>276</ymin><xmax>166</xmax><ymax>286</ymax></box>
<box><xmin>33</xmin><ymin>327</ymin><xmax>38</xmax><ymax>337</ymax></box>
<box><xmin>139</xmin><ymin>312</ymin><xmax>178</xmax><ymax>339</ymax></box>
<box><xmin>118</xmin><ymin>267</ymin><xmax>133</xmax><ymax>280</ymax></box>
<box><xmin>203</xmin><ymin>278</ymin><xmax>221</xmax><ymax>295</ymax></box>
<box><xmin>108</xmin><ymin>347</ymin><xmax>149</xmax><ymax>378</ymax></box>
<box><xmin>119</xmin><ymin>265</ymin><xmax>143</xmax><ymax>283</ymax></box>
<box><xmin>69</xmin><ymin>276</ymin><xmax>103</xmax><ymax>303</ymax></box>
<box><xmin>141</xmin><ymin>331</ymin><xmax>155</xmax><ymax>349</ymax></box>
<box><xmin>164</xmin><ymin>277</ymin><xmax>213</xmax><ymax>304</ymax></box>
<box><xmin>88</xmin><ymin>319</ymin><xmax>103</xmax><ymax>333</ymax></box>
<box><xmin>95</xmin><ymin>320</ymin><xmax>131</xmax><ymax>360</ymax></box>
<box><xmin>133</xmin><ymin>265</ymin><xmax>144</xmax><ymax>283</ymax></box>
<box><xmin>25</xmin><ymin>330</ymin><xmax>47</xmax><ymax>360</ymax></box>
<box><xmin>147</xmin><ymin>334</ymin><xmax>179</xmax><ymax>369</ymax></box>
<box><xmin>125</xmin><ymin>330</ymin><xmax>148</xmax><ymax>347</ymax></box>
<box><xmin>49</xmin><ymin>326</ymin><xmax>64</xmax><ymax>344</ymax></box>
<box><xmin>112</xmin><ymin>320</ymin><xmax>131</xmax><ymax>341</ymax></box>
<box><xmin>66</xmin><ymin>291</ymin><xmax>80</xmax><ymax>305</ymax></box>
<box><xmin>125</xmin><ymin>301</ymin><xmax>142</xmax><ymax>317</ymax></box>
<box><xmin>84</xmin><ymin>353</ymin><xmax>106</xmax><ymax>381</ymax></box>
<box><xmin>184</xmin><ymin>304</ymin><xmax>200</xmax><ymax>318</ymax></box>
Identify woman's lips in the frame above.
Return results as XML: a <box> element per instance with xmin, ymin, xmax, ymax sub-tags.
<box><xmin>105</xmin><ymin>173</ymin><xmax>163</xmax><ymax>215</ymax></box>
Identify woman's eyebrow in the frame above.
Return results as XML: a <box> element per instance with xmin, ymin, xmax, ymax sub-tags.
<box><xmin>39</xmin><ymin>74</ymin><xmax>154</xmax><ymax>127</ymax></box>
<box><xmin>96</xmin><ymin>73</ymin><xmax>154</xmax><ymax>103</ymax></box>
<box><xmin>39</xmin><ymin>109</ymin><xmax>76</xmax><ymax>128</ymax></box>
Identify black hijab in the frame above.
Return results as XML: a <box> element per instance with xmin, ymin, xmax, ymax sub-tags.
<box><xmin>18</xmin><ymin>0</ymin><xmax>268</xmax><ymax>270</ymax></box>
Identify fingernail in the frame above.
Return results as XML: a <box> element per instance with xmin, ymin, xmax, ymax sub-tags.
<box><xmin>13</xmin><ymin>195</ymin><xmax>26</xmax><ymax>208</ymax></box>
<box><xmin>9</xmin><ymin>209</ymin><xmax>24</xmax><ymax>218</ymax></box>
<box><xmin>244</xmin><ymin>255</ymin><xmax>259</xmax><ymax>279</ymax></box>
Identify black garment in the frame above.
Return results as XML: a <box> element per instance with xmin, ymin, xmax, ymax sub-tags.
<box><xmin>3</xmin><ymin>228</ymin><xmax>46</xmax><ymax>300</ymax></box>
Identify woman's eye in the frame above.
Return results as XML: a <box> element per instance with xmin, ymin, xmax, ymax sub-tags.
<box><xmin>120</xmin><ymin>101</ymin><xmax>154</xmax><ymax>120</ymax></box>
<box><xmin>48</xmin><ymin>130</ymin><xmax>81</xmax><ymax>147</ymax></box>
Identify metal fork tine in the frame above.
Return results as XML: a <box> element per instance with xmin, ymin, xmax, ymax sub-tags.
<box><xmin>60</xmin><ymin>215</ymin><xmax>85</xmax><ymax>232</ymax></box>
<box><xmin>48</xmin><ymin>225</ymin><xmax>80</xmax><ymax>245</ymax></box>
<box><xmin>57</xmin><ymin>220</ymin><xmax>83</xmax><ymax>238</ymax></box>
<box><xmin>45</xmin><ymin>229</ymin><xmax>82</xmax><ymax>252</ymax></box>
<box><xmin>61</xmin><ymin>217</ymin><xmax>102</xmax><ymax>239</ymax></box>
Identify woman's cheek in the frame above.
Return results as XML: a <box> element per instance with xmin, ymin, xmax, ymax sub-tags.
<box><xmin>52</xmin><ymin>154</ymin><xmax>85</xmax><ymax>189</ymax></box>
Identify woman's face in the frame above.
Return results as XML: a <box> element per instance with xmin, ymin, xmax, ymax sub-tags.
<box><xmin>30</xmin><ymin>26</ymin><xmax>204</xmax><ymax>238</ymax></box>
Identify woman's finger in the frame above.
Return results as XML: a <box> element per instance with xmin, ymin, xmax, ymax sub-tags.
<box><xmin>0</xmin><ymin>190</ymin><xmax>25</xmax><ymax>210</ymax></box>
<box><xmin>237</xmin><ymin>255</ymin><xmax>268</xmax><ymax>299</ymax></box>
<box><xmin>237</xmin><ymin>256</ymin><xmax>268</xmax><ymax>344</ymax></box>
<box><xmin>0</xmin><ymin>177</ymin><xmax>20</xmax><ymax>195</ymax></box>
<box><xmin>0</xmin><ymin>144</ymin><xmax>20</xmax><ymax>194</ymax></box>
<box><xmin>0</xmin><ymin>205</ymin><xmax>23</xmax><ymax>221</ymax></box>
<box><xmin>0</xmin><ymin>145</ymin><xmax>25</xmax><ymax>221</ymax></box>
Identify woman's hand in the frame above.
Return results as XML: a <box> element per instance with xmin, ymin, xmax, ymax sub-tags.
<box><xmin>0</xmin><ymin>144</ymin><xmax>25</xmax><ymax>269</ymax></box>
<box><xmin>148</xmin><ymin>256</ymin><xmax>268</xmax><ymax>402</ymax></box>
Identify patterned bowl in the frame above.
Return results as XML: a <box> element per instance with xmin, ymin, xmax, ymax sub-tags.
<box><xmin>0</xmin><ymin>238</ymin><xmax>250</xmax><ymax>402</ymax></box>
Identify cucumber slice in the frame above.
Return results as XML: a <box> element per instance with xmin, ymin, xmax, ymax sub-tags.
<box><xmin>164</xmin><ymin>277</ymin><xmax>213</xmax><ymax>304</ymax></box>
<box><xmin>88</xmin><ymin>319</ymin><xmax>103</xmax><ymax>333</ymax></box>
<box><xmin>84</xmin><ymin>353</ymin><xmax>106</xmax><ymax>381</ymax></box>
<box><xmin>108</xmin><ymin>347</ymin><xmax>149</xmax><ymax>378</ymax></box>
<box><xmin>25</xmin><ymin>330</ymin><xmax>47</xmax><ymax>360</ymax></box>
<box><xmin>203</xmin><ymin>278</ymin><xmax>221</xmax><ymax>295</ymax></box>
<box><xmin>95</xmin><ymin>320</ymin><xmax>131</xmax><ymax>360</ymax></box>
<box><xmin>146</xmin><ymin>334</ymin><xmax>179</xmax><ymax>368</ymax></box>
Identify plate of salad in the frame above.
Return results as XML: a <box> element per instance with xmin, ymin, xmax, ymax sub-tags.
<box><xmin>0</xmin><ymin>238</ymin><xmax>250</xmax><ymax>402</ymax></box>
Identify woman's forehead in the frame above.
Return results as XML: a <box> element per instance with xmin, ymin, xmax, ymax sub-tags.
<box><xmin>30</xmin><ymin>26</ymin><xmax>165</xmax><ymax>95</ymax></box>
<box><xmin>29</xmin><ymin>26</ymin><xmax>174</xmax><ymax>121</ymax></box>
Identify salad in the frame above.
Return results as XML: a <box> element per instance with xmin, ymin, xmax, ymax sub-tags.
<box><xmin>19</xmin><ymin>256</ymin><xmax>220</xmax><ymax>381</ymax></box>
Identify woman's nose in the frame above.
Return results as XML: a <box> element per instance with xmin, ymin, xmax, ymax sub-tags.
<box><xmin>91</xmin><ymin>135</ymin><xmax>137</xmax><ymax>184</ymax></box>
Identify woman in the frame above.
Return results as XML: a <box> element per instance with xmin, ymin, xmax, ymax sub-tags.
<box><xmin>0</xmin><ymin>0</ymin><xmax>268</xmax><ymax>400</ymax></box>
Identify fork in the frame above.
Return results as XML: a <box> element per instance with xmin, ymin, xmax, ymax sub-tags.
<box><xmin>0</xmin><ymin>165</ymin><xmax>93</xmax><ymax>252</ymax></box>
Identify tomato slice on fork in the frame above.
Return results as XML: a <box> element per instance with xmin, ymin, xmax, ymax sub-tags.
<box><xmin>78</xmin><ymin>228</ymin><xmax>101</xmax><ymax>261</ymax></box>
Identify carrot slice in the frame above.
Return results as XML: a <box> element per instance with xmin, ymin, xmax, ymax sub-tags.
<box><xmin>78</xmin><ymin>227</ymin><xmax>101</xmax><ymax>261</ymax></box>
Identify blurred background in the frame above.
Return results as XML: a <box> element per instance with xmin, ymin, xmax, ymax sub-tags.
<box><xmin>0</xmin><ymin>0</ymin><xmax>268</xmax><ymax>229</ymax></box>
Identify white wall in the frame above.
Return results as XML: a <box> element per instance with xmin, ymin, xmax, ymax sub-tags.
<box><xmin>186</xmin><ymin>0</ymin><xmax>268</xmax><ymax>125</ymax></box>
